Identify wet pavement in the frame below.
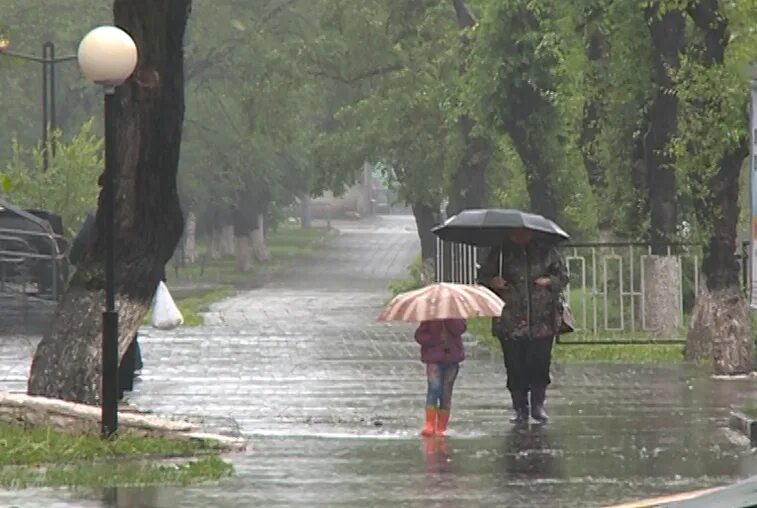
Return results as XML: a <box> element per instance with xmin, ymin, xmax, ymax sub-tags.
<box><xmin>2</xmin><ymin>214</ymin><xmax>757</xmax><ymax>507</ymax></box>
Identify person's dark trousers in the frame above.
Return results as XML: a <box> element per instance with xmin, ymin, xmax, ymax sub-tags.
<box><xmin>500</xmin><ymin>336</ymin><xmax>554</xmax><ymax>422</ymax></box>
<box><xmin>118</xmin><ymin>335</ymin><xmax>140</xmax><ymax>399</ymax></box>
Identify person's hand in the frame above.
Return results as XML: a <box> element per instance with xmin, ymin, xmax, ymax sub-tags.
<box><xmin>534</xmin><ymin>277</ymin><xmax>552</xmax><ymax>288</ymax></box>
<box><xmin>491</xmin><ymin>276</ymin><xmax>507</xmax><ymax>289</ymax></box>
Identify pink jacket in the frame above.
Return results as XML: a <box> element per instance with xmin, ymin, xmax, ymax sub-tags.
<box><xmin>414</xmin><ymin>319</ymin><xmax>466</xmax><ymax>364</ymax></box>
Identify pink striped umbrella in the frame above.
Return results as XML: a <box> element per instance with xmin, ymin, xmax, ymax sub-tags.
<box><xmin>378</xmin><ymin>283</ymin><xmax>504</xmax><ymax>322</ymax></box>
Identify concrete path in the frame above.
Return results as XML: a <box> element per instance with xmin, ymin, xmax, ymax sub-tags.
<box><xmin>2</xmin><ymin>214</ymin><xmax>757</xmax><ymax>507</ymax></box>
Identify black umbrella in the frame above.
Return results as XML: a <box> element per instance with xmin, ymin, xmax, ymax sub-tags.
<box><xmin>431</xmin><ymin>208</ymin><xmax>570</xmax><ymax>247</ymax></box>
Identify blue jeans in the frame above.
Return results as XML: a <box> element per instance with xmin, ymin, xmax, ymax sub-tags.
<box><xmin>426</xmin><ymin>362</ymin><xmax>460</xmax><ymax>410</ymax></box>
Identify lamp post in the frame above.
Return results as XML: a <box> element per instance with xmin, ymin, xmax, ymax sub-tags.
<box><xmin>77</xmin><ymin>26</ymin><xmax>138</xmax><ymax>439</ymax></box>
<box><xmin>0</xmin><ymin>40</ymin><xmax>77</xmax><ymax>171</ymax></box>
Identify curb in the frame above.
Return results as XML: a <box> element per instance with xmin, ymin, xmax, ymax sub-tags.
<box><xmin>728</xmin><ymin>410</ymin><xmax>757</xmax><ymax>445</ymax></box>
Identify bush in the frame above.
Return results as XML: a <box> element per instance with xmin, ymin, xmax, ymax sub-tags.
<box><xmin>389</xmin><ymin>256</ymin><xmax>434</xmax><ymax>295</ymax></box>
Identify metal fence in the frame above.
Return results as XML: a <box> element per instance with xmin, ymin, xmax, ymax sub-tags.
<box><xmin>0</xmin><ymin>227</ymin><xmax>68</xmax><ymax>300</ymax></box>
<box><xmin>435</xmin><ymin>238</ymin><xmax>710</xmax><ymax>343</ymax></box>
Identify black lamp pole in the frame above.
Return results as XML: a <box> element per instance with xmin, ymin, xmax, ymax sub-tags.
<box><xmin>101</xmin><ymin>85</ymin><xmax>118</xmax><ymax>439</ymax></box>
<box><xmin>0</xmin><ymin>41</ymin><xmax>77</xmax><ymax>171</ymax></box>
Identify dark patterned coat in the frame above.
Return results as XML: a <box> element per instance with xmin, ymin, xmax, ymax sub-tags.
<box><xmin>478</xmin><ymin>241</ymin><xmax>568</xmax><ymax>340</ymax></box>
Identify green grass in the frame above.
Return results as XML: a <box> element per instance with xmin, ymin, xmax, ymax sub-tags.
<box><xmin>467</xmin><ymin>317</ymin><xmax>686</xmax><ymax>363</ymax></box>
<box><xmin>0</xmin><ymin>455</ymin><xmax>232</xmax><ymax>489</ymax></box>
<box><xmin>145</xmin><ymin>287</ymin><xmax>234</xmax><ymax>327</ymax></box>
<box><xmin>0</xmin><ymin>422</ymin><xmax>232</xmax><ymax>488</ymax></box>
<box><xmin>740</xmin><ymin>406</ymin><xmax>757</xmax><ymax>419</ymax></box>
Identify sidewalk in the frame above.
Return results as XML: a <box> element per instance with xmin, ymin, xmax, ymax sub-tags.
<box><xmin>1</xmin><ymin>214</ymin><xmax>756</xmax><ymax>507</ymax></box>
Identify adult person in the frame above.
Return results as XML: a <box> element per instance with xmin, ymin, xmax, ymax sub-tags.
<box><xmin>478</xmin><ymin>228</ymin><xmax>568</xmax><ymax>424</ymax></box>
<box><xmin>69</xmin><ymin>211</ymin><xmax>146</xmax><ymax>399</ymax></box>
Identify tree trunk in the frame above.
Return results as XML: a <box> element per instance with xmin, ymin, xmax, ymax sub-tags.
<box><xmin>220</xmin><ymin>225</ymin><xmax>235</xmax><ymax>256</ymax></box>
<box><xmin>507</xmin><ymin>103</ymin><xmax>561</xmax><ymax>220</ymax></box>
<box><xmin>411</xmin><ymin>202</ymin><xmax>440</xmax><ymax>263</ymax></box>
<box><xmin>643</xmin><ymin>3</ymin><xmax>685</xmax><ymax>254</ymax></box>
<box><xmin>235</xmin><ymin>233</ymin><xmax>252</xmax><ymax>273</ymax></box>
<box><xmin>684</xmin><ymin>286</ymin><xmax>752</xmax><ymax>374</ymax></box>
<box><xmin>446</xmin><ymin>0</ymin><xmax>492</xmax><ymax>217</ymax></box>
<box><xmin>447</xmin><ymin>113</ymin><xmax>491</xmax><ymax>217</ymax></box>
<box><xmin>209</xmin><ymin>226</ymin><xmax>221</xmax><ymax>259</ymax></box>
<box><xmin>578</xmin><ymin>5</ymin><xmax>608</xmax><ymax>214</ymax></box>
<box><xmin>28</xmin><ymin>0</ymin><xmax>191</xmax><ymax>404</ymax></box>
<box><xmin>251</xmin><ymin>213</ymin><xmax>270</xmax><ymax>262</ymax></box>
<box><xmin>183</xmin><ymin>211</ymin><xmax>197</xmax><ymax>264</ymax></box>
<box><xmin>683</xmin><ymin>0</ymin><xmax>752</xmax><ymax>373</ymax></box>
<box><xmin>628</xmin><ymin>115</ymin><xmax>649</xmax><ymax>237</ymax></box>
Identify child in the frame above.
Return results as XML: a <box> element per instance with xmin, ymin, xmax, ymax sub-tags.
<box><xmin>414</xmin><ymin>319</ymin><xmax>466</xmax><ymax>436</ymax></box>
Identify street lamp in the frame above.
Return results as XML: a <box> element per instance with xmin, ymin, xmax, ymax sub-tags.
<box><xmin>77</xmin><ymin>25</ymin><xmax>138</xmax><ymax>439</ymax></box>
<box><xmin>0</xmin><ymin>40</ymin><xmax>77</xmax><ymax>171</ymax></box>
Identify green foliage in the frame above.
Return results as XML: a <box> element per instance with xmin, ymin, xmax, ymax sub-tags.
<box><xmin>2</xmin><ymin>0</ymin><xmax>755</xmax><ymax>285</ymax></box>
<box><xmin>2</xmin><ymin>120</ymin><xmax>102</xmax><ymax>235</ymax></box>
<box><xmin>389</xmin><ymin>255</ymin><xmax>434</xmax><ymax>296</ymax></box>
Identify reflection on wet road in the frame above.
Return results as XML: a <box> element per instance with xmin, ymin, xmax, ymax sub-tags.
<box><xmin>1</xmin><ymin>216</ymin><xmax>755</xmax><ymax>507</ymax></box>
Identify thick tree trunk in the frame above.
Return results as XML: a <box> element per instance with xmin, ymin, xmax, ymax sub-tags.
<box><xmin>644</xmin><ymin>4</ymin><xmax>685</xmax><ymax>254</ymax></box>
<box><xmin>446</xmin><ymin>0</ymin><xmax>492</xmax><ymax>217</ymax></box>
<box><xmin>685</xmin><ymin>286</ymin><xmax>752</xmax><ymax>374</ymax></box>
<box><xmin>507</xmin><ymin>102</ymin><xmax>561</xmax><ymax>220</ymax></box>
<box><xmin>447</xmin><ymin>113</ymin><xmax>491</xmax><ymax>216</ymax></box>
<box><xmin>411</xmin><ymin>202</ymin><xmax>440</xmax><ymax>263</ymax></box>
<box><xmin>232</xmin><ymin>190</ymin><xmax>268</xmax><ymax>271</ymax></box>
<box><xmin>683</xmin><ymin>0</ymin><xmax>752</xmax><ymax>373</ymax></box>
<box><xmin>28</xmin><ymin>0</ymin><xmax>191</xmax><ymax>404</ymax></box>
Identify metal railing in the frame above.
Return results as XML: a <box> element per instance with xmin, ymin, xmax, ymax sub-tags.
<box><xmin>0</xmin><ymin>227</ymin><xmax>68</xmax><ymax>300</ymax></box>
<box><xmin>435</xmin><ymin>238</ymin><xmax>706</xmax><ymax>343</ymax></box>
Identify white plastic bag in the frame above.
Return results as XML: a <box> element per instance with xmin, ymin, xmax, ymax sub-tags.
<box><xmin>151</xmin><ymin>281</ymin><xmax>183</xmax><ymax>330</ymax></box>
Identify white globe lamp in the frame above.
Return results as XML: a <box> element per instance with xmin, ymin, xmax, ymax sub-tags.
<box><xmin>77</xmin><ymin>26</ymin><xmax>137</xmax><ymax>87</ymax></box>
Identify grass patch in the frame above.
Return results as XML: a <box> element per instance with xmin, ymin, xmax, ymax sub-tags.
<box><xmin>145</xmin><ymin>287</ymin><xmax>234</xmax><ymax>327</ymax></box>
<box><xmin>740</xmin><ymin>406</ymin><xmax>757</xmax><ymax>419</ymax></box>
<box><xmin>0</xmin><ymin>422</ymin><xmax>232</xmax><ymax>488</ymax></box>
<box><xmin>467</xmin><ymin>317</ymin><xmax>685</xmax><ymax>363</ymax></box>
<box><xmin>0</xmin><ymin>455</ymin><xmax>232</xmax><ymax>489</ymax></box>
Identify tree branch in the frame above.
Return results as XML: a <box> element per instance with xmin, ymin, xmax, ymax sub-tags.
<box><xmin>306</xmin><ymin>63</ymin><xmax>404</xmax><ymax>84</ymax></box>
<box><xmin>261</xmin><ymin>0</ymin><xmax>302</xmax><ymax>25</ymax></box>
<box><xmin>451</xmin><ymin>0</ymin><xmax>477</xmax><ymax>28</ymax></box>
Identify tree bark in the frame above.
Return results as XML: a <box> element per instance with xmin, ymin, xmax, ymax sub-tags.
<box><xmin>235</xmin><ymin>234</ymin><xmax>253</xmax><ymax>273</ymax></box>
<box><xmin>507</xmin><ymin>102</ymin><xmax>561</xmax><ymax>220</ymax></box>
<box><xmin>28</xmin><ymin>0</ymin><xmax>191</xmax><ymax>404</ymax></box>
<box><xmin>183</xmin><ymin>211</ymin><xmax>197</xmax><ymax>264</ymax></box>
<box><xmin>683</xmin><ymin>0</ymin><xmax>753</xmax><ymax>373</ymax></box>
<box><xmin>411</xmin><ymin>202</ymin><xmax>440</xmax><ymax>263</ymax></box>
<box><xmin>643</xmin><ymin>3</ymin><xmax>685</xmax><ymax>254</ymax></box>
<box><xmin>578</xmin><ymin>6</ymin><xmax>608</xmax><ymax>202</ymax></box>
<box><xmin>251</xmin><ymin>213</ymin><xmax>270</xmax><ymax>262</ymax></box>
<box><xmin>446</xmin><ymin>0</ymin><xmax>492</xmax><ymax>217</ymax></box>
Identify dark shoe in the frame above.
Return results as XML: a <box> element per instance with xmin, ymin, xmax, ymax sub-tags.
<box><xmin>530</xmin><ymin>386</ymin><xmax>549</xmax><ymax>423</ymax></box>
<box><xmin>509</xmin><ymin>390</ymin><xmax>529</xmax><ymax>424</ymax></box>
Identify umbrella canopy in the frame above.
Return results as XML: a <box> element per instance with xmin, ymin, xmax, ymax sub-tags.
<box><xmin>378</xmin><ymin>282</ymin><xmax>504</xmax><ymax>322</ymax></box>
<box><xmin>431</xmin><ymin>208</ymin><xmax>569</xmax><ymax>247</ymax></box>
